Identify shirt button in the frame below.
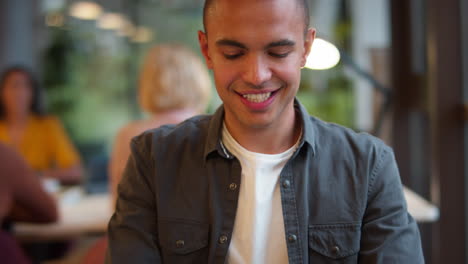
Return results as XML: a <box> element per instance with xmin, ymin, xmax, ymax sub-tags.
<box><xmin>175</xmin><ymin>240</ymin><xmax>185</xmax><ymax>248</ymax></box>
<box><xmin>288</xmin><ymin>234</ymin><xmax>297</xmax><ymax>243</ymax></box>
<box><xmin>331</xmin><ymin>245</ymin><xmax>340</xmax><ymax>254</ymax></box>
<box><xmin>282</xmin><ymin>180</ymin><xmax>291</xmax><ymax>188</ymax></box>
<box><xmin>219</xmin><ymin>235</ymin><xmax>228</xmax><ymax>244</ymax></box>
<box><xmin>229</xmin><ymin>183</ymin><xmax>237</xmax><ymax>191</ymax></box>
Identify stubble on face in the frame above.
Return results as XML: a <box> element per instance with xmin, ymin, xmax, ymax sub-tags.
<box><xmin>199</xmin><ymin>0</ymin><xmax>314</xmax><ymax>152</ymax></box>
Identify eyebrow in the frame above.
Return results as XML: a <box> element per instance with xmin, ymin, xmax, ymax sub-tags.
<box><xmin>216</xmin><ymin>39</ymin><xmax>247</xmax><ymax>49</ymax></box>
<box><xmin>265</xmin><ymin>39</ymin><xmax>296</xmax><ymax>49</ymax></box>
<box><xmin>215</xmin><ymin>39</ymin><xmax>296</xmax><ymax>50</ymax></box>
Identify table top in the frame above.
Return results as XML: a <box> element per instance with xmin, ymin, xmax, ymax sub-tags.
<box><xmin>14</xmin><ymin>187</ymin><xmax>112</xmax><ymax>242</ymax></box>
<box><xmin>403</xmin><ymin>186</ymin><xmax>439</xmax><ymax>223</ymax></box>
<box><xmin>13</xmin><ymin>185</ymin><xmax>439</xmax><ymax>241</ymax></box>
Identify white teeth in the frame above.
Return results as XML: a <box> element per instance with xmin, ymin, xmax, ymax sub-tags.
<box><xmin>242</xmin><ymin>92</ymin><xmax>272</xmax><ymax>103</ymax></box>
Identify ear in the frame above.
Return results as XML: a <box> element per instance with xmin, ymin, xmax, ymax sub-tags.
<box><xmin>301</xmin><ymin>28</ymin><xmax>316</xmax><ymax>67</ymax></box>
<box><xmin>198</xmin><ymin>30</ymin><xmax>213</xmax><ymax>69</ymax></box>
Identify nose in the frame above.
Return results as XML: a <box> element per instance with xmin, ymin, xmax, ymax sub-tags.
<box><xmin>242</xmin><ymin>54</ymin><xmax>272</xmax><ymax>87</ymax></box>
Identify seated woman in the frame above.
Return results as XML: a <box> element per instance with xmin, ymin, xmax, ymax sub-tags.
<box><xmin>109</xmin><ymin>44</ymin><xmax>212</xmax><ymax>203</ymax></box>
<box><xmin>0</xmin><ymin>66</ymin><xmax>82</xmax><ymax>184</ymax></box>
<box><xmin>79</xmin><ymin>44</ymin><xmax>212</xmax><ymax>264</ymax></box>
<box><xmin>0</xmin><ymin>143</ymin><xmax>58</xmax><ymax>264</ymax></box>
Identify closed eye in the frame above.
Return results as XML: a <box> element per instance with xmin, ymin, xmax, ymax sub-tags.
<box><xmin>269</xmin><ymin>52</ymin><xmax>291</xmax><ymax>58</ymax></box>
<box><xmin>224</xmin><ymin>53</ymin><xmax>244</xmax><ymax>60</ymax></box>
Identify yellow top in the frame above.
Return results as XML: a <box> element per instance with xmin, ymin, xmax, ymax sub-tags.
<box><xmin>0</xmin><ymin>115</ymin><xmax>81</xmax><ymax>171</ymax></box>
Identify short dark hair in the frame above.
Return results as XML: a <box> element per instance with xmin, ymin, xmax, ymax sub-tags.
<box><xmin>0</xmin><ymin>66</ymin><xmax>45</xmax><ymax>119</ymax></box>
<box><xmin>203</xmin><ymin>0</ymin><xmax>310</xmax><ymax>33</ymax></box>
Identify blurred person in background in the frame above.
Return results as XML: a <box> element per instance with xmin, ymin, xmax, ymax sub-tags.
<box><xmin>0</xmin><ymin>66</ymin><xmax>83</xmax><ymax>185</ymax></box>
<box><xmin>109</xmin><ymin>44</ymin><xmax>212</xmax><ymax>203</ymax></box>
<box><xmin>79</xmin><ymin>43</ymin><xmax>211</xmax><ymax>264</ymax></box>
<box><xmin>0</xmin><ymin>142</ymin><xmax>58</xmax><ymax>264</ymax></box>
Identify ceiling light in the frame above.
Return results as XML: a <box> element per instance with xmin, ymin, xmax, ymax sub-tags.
<box><xmin>305</xmin><ymin>38</ymin><xmax>341</xmax><ymax>70</ymax></box>
<box><xmin>97</xmin><ymin>13</ymin><xmax>124</xmax><ymax>30</ymax></box>
<box><xmin>131</xmin><ymin>27</ymin><xmax>153</xmax><ymax>43</ymax></box>
<box><xmin>69</xmin><ymin>1</ymin><xmax>102</xmax><ymax>20</ymax></box>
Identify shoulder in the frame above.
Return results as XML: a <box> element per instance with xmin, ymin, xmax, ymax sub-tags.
<box><xmin>307</xmin><ymin>117</ymin><xmax>398</xmax><ymax>199</ymax></box>
<box><xmin>31</xmin><ymin>115</ymin><xmax>62</xmax><ymax>128</ymax></box>
<box><xmin>130</xmin><ymin>114</ymin><xmax>212</xmax><ymax>154</ymax></box>
<box><xmin>112</xmin><ymin>120</ymin><xmax>152</xmax><ymax>156</ymax></box>
<box><xmin>115</xmin><ymin>121</ymin><xmax>144</xmax><ymax>144</ymax></box>
<box><xmin>31</xmin><ymin>114</ymin><xmax>57</xmax><ymax>122</ymax></box>
<box><xmin>309</xmin><ymin>116</ymin><xmax>391</xmax><ymax>161</ymax></box>
<box><xmin>117</xmin><ymin>118</ymin><xmax>174</xmax><ymax>140</ymax></box>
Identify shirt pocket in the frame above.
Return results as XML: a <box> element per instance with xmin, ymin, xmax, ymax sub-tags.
<box><xmin>158</xmin><ymin>219</ymin><xmax>210</xmax><ymax>264</ymax></box>
<box><xmin>308</xmin><ymin>223</ymin><xmax>361</xmax><ymax>263</ymax></box>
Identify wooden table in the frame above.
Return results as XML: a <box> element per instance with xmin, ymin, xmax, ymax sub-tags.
<box><xmin>403</xmin><ymin>186</ymin><xmax>439</xmax><ymax>222</ymax></box>
<box><xmin>14</xmin><ymin>187</ymin><xmax>112</xmax><ymax>242</ymax></box>
<box><xmin>13</xmin><ymin>185</ymin><xmax>439</xmax><ymax>242</ymax></box>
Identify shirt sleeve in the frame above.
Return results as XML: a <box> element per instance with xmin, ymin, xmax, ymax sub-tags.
<box><xmin>106</xmin><ymin>135</ymin><xmax>162</xmax><ymax>263</ymax></box>
<box><xmin>46</xmin><ymin>117</ymin><xmax>81</xmax><ymax>168</ymax></box>
<box><xmin>359</xmin><ymin>146</ymin><xmax>425</xmax><ymax>263</ymax></box>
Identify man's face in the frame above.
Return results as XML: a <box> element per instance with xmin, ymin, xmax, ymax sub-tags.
<box><xmin>199</xmin><ymin>0</ymin><xmax>315</xmax><ymax>132</ymax></box>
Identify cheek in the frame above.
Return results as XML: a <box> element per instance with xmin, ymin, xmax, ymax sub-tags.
<box><xmin>2</xmin><ymin>86</ymin><xmax>15</xmax><ymax>104</ymax></box>
<box><xmin>269</xmin><ymin>53</ymin><xmax>303</xmax><ymax>81</ymax></box>
<box><xmin>212</xmin><ymin>65</ymin><xmax>238</xmax><ymax>90</ymax></box>
<box><xmin>23</xmin><ymin>87</ymin><xmax>33</xmax><ymax>102</ymax></box>
<box><xmin>3</xmin><ymin>85</ymin><xmax>32</xmax><ymax>107</ymax></box>
<box><xmin>18</xmin><ymin>87</ymin><xmax>32</xmax><ymax>102</ymax></box>
<box><xmin>272</xmin><ymin>64</ymin><xmax>302</xmax><ymax>86</ymax></box>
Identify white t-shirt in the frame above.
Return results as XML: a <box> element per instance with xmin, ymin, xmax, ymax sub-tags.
<box><xmin>222</xmin><ymin>123</ymin><xmax>300</xmax><ymax>264</ymax></box>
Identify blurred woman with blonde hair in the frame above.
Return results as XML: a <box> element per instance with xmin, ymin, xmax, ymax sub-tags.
<box><xmin>109</xmin><ymin>44</ymin><xmax>212</xmax><ymax>203</ymax></box>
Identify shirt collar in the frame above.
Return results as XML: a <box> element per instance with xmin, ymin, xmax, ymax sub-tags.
<box><xmin>203</xmin><ymin>98</ymin><xmax>317</xmax><ymax>160</ymax></box>
<box><xmin>204</xmin><ymin>105</ymin><xmax>227</xmax><ymax>159</ymax></box>
<box><xmin>295</xmin><ymin>98</ymin><xmax>317</xmax><ymax>155</ymax></box>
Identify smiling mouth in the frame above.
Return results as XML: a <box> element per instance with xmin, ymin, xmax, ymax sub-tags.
<box><xmin>241</xmin><ymin>89</ymin><xmax>280</xmax><ymax>103</ymax></box>
<box><xmin>242</xmin><ymin>92</ymin><xmax>272</xmax><ymax>103</ymax></box>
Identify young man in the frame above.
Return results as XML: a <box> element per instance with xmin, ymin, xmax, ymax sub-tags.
<box><xmin>106</xmin><ymin>0</ymin><xmax>424</xmax><ymax>263</ymax></box>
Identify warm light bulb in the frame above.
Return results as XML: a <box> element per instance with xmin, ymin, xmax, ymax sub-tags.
<box><xmin>305</xmin><ymin>38</ymin><xmax>341</xmax><ymax>70</ymax></box>
<box><xmin>131</xmin><ymin>27</ymin><xmax>153</xmax><ymax>43</ymax></box>
<box><xmin>117</xmin><ymin>19</ymin><xmax>135</xmax><ymax>37</ymax></box>
<box><xmin>69</xmin><ymin>1</ymin><xmax>102</xmax><ymax>20</ymax></box>
<box><xmin>45</xmin><ymin>13</ymin><xmax>65</xmax><ymax>27</ymax></box>
<box><xmin>97</xmin><ymin>13</ymin><xmax>124</xmax><ymax>30</ymax></box>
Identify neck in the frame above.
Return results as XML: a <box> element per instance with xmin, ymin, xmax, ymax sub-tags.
<box><xmin>5</xmin><ymin>111</ymin><xmax>29</xmax><ymax>126</ymax></box>
<box><xmin>224</xmin><ymin>106</ymin><xmax>301</xmax><ymax>154</ymax></box>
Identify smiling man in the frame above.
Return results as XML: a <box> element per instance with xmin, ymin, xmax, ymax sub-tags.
<box><xmin>199</xmin><ymin>0</ymin><xmax>311</xmax><ymax>156</ymax></box>
<box><xmin>106</xmin><ymin>0</ymin><xmax>424</xmax><ymax>263</ymax></box>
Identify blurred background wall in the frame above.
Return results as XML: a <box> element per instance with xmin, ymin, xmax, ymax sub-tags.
<box><xmin>0</xmin><ymin>0</ymin><xmax>39</xmax><ymax>70</ymax></box>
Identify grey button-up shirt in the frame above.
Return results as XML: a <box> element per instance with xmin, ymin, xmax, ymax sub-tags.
<box><xmin>106</xmin><ymin>99</ymin><xmax>424</xmax><ymax>264</ymax></box>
